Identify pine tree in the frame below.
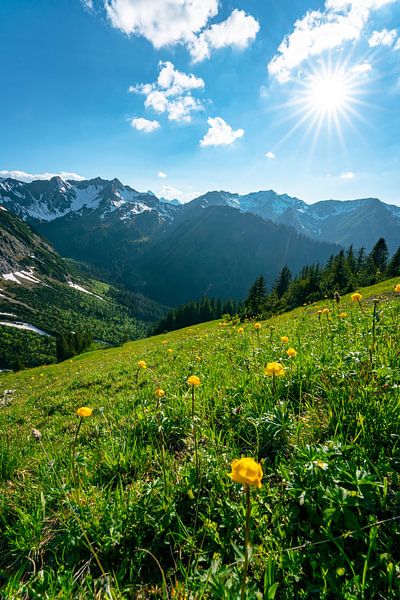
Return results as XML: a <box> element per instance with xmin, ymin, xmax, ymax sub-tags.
<box><xmin>273</xmin><ymin>265</ymin><xmax>292</xmax><ymax>299</ymax></box>
<box><xmin>243</xmin><ymin>275</ymin><xmax>268</xmax><ymax>318</ymax></box>
<box><xmin>369</xmin><ymin>238</ymin><xmax>388</xmax><ymax>275</ymax></box>
<box><xmin>387</xmin><ymin>246</ymin><xmax>400</xmax><ymax>277</ymax></box>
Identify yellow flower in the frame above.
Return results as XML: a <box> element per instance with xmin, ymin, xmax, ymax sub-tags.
<box><xmin>167</xmin><ymin>348</ymin><xmax>173</xmax><ymax>354</ymax></box>
<box><xmin>237</xmin><ymin>327</ymin><xmax>244</xmax><ymax>334</ymax></box>
<box><xmin>187</xmin><ymin>375</ymin><xmax>201</xmax><ymax>386</ymax></box>
<box><xmin>76</xmin><ymin>407</ymin><xmax>92</xmax><ymax>418</ymax></box>
<box><xmin>317</xmin><ymin>309</ymin><xmax>323</xmax><ymax>315</ymax></box>
<box><xmin>137</xmin><ymin>360</ymin><xmax>147</xmax><ymax>369</ymax></box>
<box><xmin>287</xmin><ymin>347</ymin><xmax>297</xmax><ymax>357</ymax></box>
<box><xmin>162</xmin><ymin>340</ymin><xmax>168</xmax><ymax>345</ymax></box>
<box><xmin>321</xmin><ymin>308</ymin><xmax>330</xmax><ymax>315</ymax></box>
<box><xmin>228</xmin><ymin>457</ymin><xmax>263</xmax><ymax>488</ymax></box>
<box><xmin>395</xmin><ymin>284</ymin><xmax>400</xmax><ymax>293</ymax></box>
<box><xmin>351</xmin><ymin>292</ymin><xmax>362</xmax><ymax>302</ymax></box>
<box><xmin>254</xmin><ymin>322</ymin><xmax>261</xmax><ymax>330</ymax></box>
<box><xmin>280</xmin><ymin>336</ymin><xmax>289</xmax><ymax>343</ymax></box>
<box><xmin>313</xmin><ymin>459</ymin><xmax>328</xmax><ymax>470</ymax></box>
<box><xmin>338</xmin><ymin>312</ymin><xmax>348</xmax><ymax>318</ymax></box>
<box><xmin>265</xmin><ymin>362</ymin><xmax>285</xmax><ymax>377</ymax></box>
<box><xmin>155</xmin><ymin>388</ymin><xmax>165</xmax><ymax>398</ymax></box>
<box><xmin>195</xmin><ymin>355</ymin><xmax>201</xmax><ymax>362</ymax></box>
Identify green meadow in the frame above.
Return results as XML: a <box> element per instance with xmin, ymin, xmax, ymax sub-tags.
<box><xmin>1</xmin><ymin>278</ymin><xmax>400</xmax><ymax>599</ymax></box>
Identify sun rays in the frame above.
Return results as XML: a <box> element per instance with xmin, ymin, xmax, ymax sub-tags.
<box><xmin>276</xmin><ymin>58</ymin><xmax>371</xmax><ymax>154</ymax></box>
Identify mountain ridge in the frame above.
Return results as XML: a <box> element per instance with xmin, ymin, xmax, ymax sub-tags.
<box><xmin>1</xmin><ymin>175</ymin><xmax>399</xmax><ymax>253</ymax></box>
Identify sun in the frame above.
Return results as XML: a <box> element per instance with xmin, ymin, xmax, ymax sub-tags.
<box><xmin>281</xmin><ymin>59</ymin><xmax>368</xmax><ymax>148</ymax></box>
<box><xmin>308</xmin><ymin>70</ymin><xmax>350</xmax><ymax>115</ymax></box>
<box><xmin>304</xmin><ymin>64</ymin><xmax>356</xmax><ymax>120</ymax></box>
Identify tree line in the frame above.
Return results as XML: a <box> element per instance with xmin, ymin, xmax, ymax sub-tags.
<box><xmin>242</xmin><ymin>237</ymin><xmax>400</xmax><ymax>319</ymax></box>
<box><xmin>154</xmin><ymin>238</ymin><xmax>400</xmax><ymax>332</ymax></box>
<box><xmin>153</xmin><ymin>297</ymin><xmax>238</xmax><ymax>334</ymax></box>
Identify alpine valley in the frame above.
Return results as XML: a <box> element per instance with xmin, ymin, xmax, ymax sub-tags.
<box><xmin>2</xmin><ymin>175</ymin><xmax>400</xmax><ymax>307</ymax></box>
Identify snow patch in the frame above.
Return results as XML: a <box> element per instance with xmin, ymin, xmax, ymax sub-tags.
<box><xmin>14</xmin><ymin>269</ymin><xmax>41</xmax><ymax>284</ymax></box>
<box><xmin>0</xmin><ymin>321</ymin><xmax>51</xmax><ymax>336</ymax></box>
<box><xmin>2</xmin><ymin>269</ymin><xmax>42</xmax><ymax>285</ymax></box>
<box><xmin>68</xmin><ymin>281</ymin><xmax>104</xmax><ymax>301</ymax></box>
<box><xmin>2</xmin><ymin>273</ymin><xmax>21</xmax><ymax>284</ymax></box>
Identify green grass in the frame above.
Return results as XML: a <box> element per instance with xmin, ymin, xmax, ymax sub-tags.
<box><xmin>1</xmin><ymin>278</ymin><xmax>400</xmax><ymax>598</ymax></box>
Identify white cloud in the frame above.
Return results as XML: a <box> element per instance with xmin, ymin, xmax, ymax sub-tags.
<box><xmin>0</xmin><ymin>170</ymin><xmax>85</xmax><ymax>182</ymax></box>
<box><xmin>189</xmin><ymin>9</ymin><xmax>260</xmax><ymax>62</ymax></box>
<box><xmin>159</xmin><ymin>185</ymin><xmax>198</xmax><ymax>202</ymax></box>
<box><xmin>340</xmin><ymin>171</ymin><xmax>355</xmax><ymax>179</ymax></box>
<box><xmin>105</xmin><ymin>0</ymin><xmax>218</xmax><ymax>45</ymax></box>
<box><xmin>265</xmin><ymin>151</ymin><xmax>276</xmax><ymax>159</ymax></box>
<box><xmin>156</xmin><ymin>60</ymin><xmax>204</xmax><ymax>94</ymax></box>
<box><xmin>130</xmin><ymin>117</ymin><xmax>160</xmax><ymax>132</ymax></box>
<box><xmin>167</xmin><ymin>95</ymin><xmax>203</xmax><ymax>122</ymax></box>
<box><xmin>368</xmin><ymin>28</ymin><xmax>397</xmax><ymax>47</ymax></box>
<box><xmin>158</xmin><ymin>171</ymin><xmax>167</xmax><ymax>178</ymax></box>
<box><xmin>200</xmin><ymin>117</ymin><xmax>244</xmax><ymax>147</ymax></box>
<box><xmin>268</xmin><ymin>0</ymin><xmax>398</xmax><ymax>83</ymax></box>
<box><xmin>130</xmin><ymin>61</ymin><xmax>205</xmax><ymax>123</ymax></box>
<box><xmin>104</xmin><ymin>1</ymin><xmax>258</xmax><ymax>61</ymax></box>
<box><xmin>350</xmin><ymin>60</ymin><xmax>372</xmax><ymax>75</ymax></box>
<box><xmin>395</xmin><ymin>38</ymin><xmax>400</xmax><ymax>49</ymax></box>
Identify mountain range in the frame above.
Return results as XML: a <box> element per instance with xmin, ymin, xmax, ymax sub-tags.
<box><xmin>1</xmin><ymin>175</ymin><xmax>399</xmax><ymax>305</ymax></box>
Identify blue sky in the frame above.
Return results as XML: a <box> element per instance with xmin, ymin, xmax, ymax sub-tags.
<box><xmin>1</xmin><ymin>0</ymin><xmax>400</xmax><ymax>204</ymax></box>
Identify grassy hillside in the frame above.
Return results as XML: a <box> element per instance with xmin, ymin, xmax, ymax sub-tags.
<box><xmin>1</xmin><ymin>278</ymin><xmax>400</xmax><ymax>598</ymax></box>
<box><xmin>0</xmin><ymin>277</ymin><xmax>167</xmax><ymax>369</ymax></box>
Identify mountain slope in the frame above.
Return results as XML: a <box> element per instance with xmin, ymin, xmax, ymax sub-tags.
<box><xmin>133</xmin><ymin>205</ymin><xmax>340</xmax><ymax>305</ymax></box>
<box><xmin>0</xmin><ymin>204</ymin><xmax>67</xmax><ymax>279</ymax></box>
<box><xmin>2</xmin><ymin>176</ymin><xmax>400</xmax><ymax>305</ymax></box>
<box><xmin>1</xmin><ymin>277</ymin><xmax>400</xmax><ymax>598</ymax></box>
<box><xmin>191</xmin><ymin>190</ymin><xmax>400</xmax><ymax>252</ymax></box>
<box><xmin>0</xmin><ymin>207</ymin><xmax>167</xmax><ymax>368</ymax></box>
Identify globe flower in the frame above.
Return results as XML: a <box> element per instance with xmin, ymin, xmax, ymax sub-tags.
<box><xmin>167</xmin><ymin>348</ymin><xmax>173</xmax><ymax>354</ymax></box>
<box><xmin>351</xmin><ymin>293</ymin><xmax>362</xmax><ymax>302</ymax></box>
<box><xmin>254</xmin><ymin>322</ymin><xmax>261</xmax><ymax>330</ymax></box>
<box><xmin>280</xmin><ymin>336</ymin><xmax>289</xmax><ymax>343</ymax></box>
<box><xmin>237</xmin><ymin>327</ymin><xmax>244</xmax><ymax>334</ymax></box>
<box><xmin>155</xmin><ymin>388</ymin><xmax>165</xmax><ymax>398</ymax></box>
<box><xmin>339</xmin><ymin>312</ymin><xmax>348</xmax><ymax>318</ymax></box>
<box><xmin>137</xmin><ymin>360</ymin><xmax>147</xmax><ymax>369</ymax></box>
<box><xmin>287</xmin><ymin>347</ymin><xmax>297</xmax><ymax>357</ymax></box>
<box><xmin>76</xmin><ymin>407</ymin><xmax>92</xmax><ymax>418</ymax></box>
<box><xmin>187</xmin><ymin>375</ymin><xmax>201</xmax><ymax>386</ymax></box>
<box><xmin>321</xmin><ymin>308</ymin><xmax>330</xmax><ymax>315</ymax></box>
<box><xmin>228</xmin><ymin>457</ymin><xmax>263</xmax><ymax>488</ymax></box>
<box><xmin>395</xmin><ymin>284</ymin><xmax>400</xmax><ymax>293</ymax></box>
<box><xmin>265</xmin><ymin>362</ymin><xmax>285</xmax><ymax>377</ymax></box>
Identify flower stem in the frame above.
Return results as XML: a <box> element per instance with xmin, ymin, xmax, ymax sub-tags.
<box><xmin>240</xmin><ymin>484</ymin><xmax>251</xmax><ymax>600</ymax></box>
<box><xmin>156</xmin><ymin>396</ymin><xmax>168</xmax><ymax>494</ymax></box>
<box><xmin>191</xmin><ymin>386</ymin><xmax>199</xmax><ymax>480</ymax></box>
<box><xmin>72</xmin><ymin>417</ymin><xmax>83</xmax><ymax>492</ymax></box>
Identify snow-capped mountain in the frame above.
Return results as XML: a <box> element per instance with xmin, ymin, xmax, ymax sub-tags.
<box><xmin>0</xmin><ymin>176</ymin><xmax>176</xmax><ymax>223</ymax></box>
<box><xmin>2</xmin><ymin>174</ymin><xmax>400</xmax><ymax>305</ymax></box>
<box><xmin>189</xmin><ymin>190</ymin><xmax>400</xmax><ymax>252</ymax></box>
<box><xmin>2</xmin><ymin>175</ymin><xmax>399</xmax><ymax>253</ymax></box>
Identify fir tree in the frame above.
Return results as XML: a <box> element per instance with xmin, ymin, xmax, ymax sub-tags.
<box><xmin>387</xmin><ymin>246</ymin><xmax>400</xmax><ymax>277</ymax></box>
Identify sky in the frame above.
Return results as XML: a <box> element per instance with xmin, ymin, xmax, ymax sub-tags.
<box><xmin>1</xmin><ymin>0</ymin><xmax>400</xmax><ymax>204</ymax></box>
